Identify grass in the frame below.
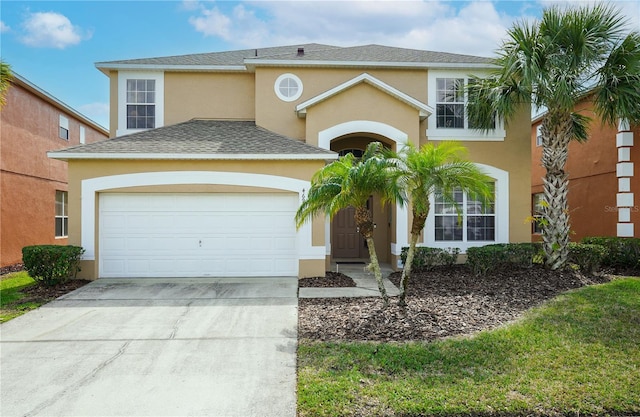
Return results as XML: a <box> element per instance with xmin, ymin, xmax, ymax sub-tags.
<box><xmin>298</xmin><ymin>277</ymin><xmax>640</xmax><ymax>416</ymax></box>
<box><xmin>0</xmin><ymin>271</ymin><xmax>40</xmax><ymax>322</ymax></box>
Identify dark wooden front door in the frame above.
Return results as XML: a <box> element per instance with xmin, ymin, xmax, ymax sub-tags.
<box><xmin>332</xmin><ymin>206</ymin><xmax>362</xmax><ymax>258</ymax></box>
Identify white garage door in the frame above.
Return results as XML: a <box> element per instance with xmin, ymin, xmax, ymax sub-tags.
<box><xmin>99</xmin><ymin>193</ymin><xmax>299</xmax><ymax>278</ymax></box>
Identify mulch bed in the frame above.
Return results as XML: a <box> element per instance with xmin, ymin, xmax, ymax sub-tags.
<box><xmin>298</xmin><ymin>265</ymin><xmax>612</xmax><ymax>342</ymax></box>
<box><xmin>298</xmin><ymin>271</ymin><xmax>356</xmax><ymax>287</ymax></box>
<box><xmin>20</xmin><ymin>279</ymin><xmax>91</xmax><ymax>302</ymax></box>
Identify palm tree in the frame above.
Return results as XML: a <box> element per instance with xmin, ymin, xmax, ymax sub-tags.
<box><xmin>467</xmin><ymin>4</ymin><xmax>640</xmax><ymax>270</ymax></box>
<box><xmin>389</xmin><ymin>142</ymin><xmax>492</xmax><ymax>306</ymax></box>
<box><xmin>295</xmin><ymin>142</ymin><xmax>404</xmax><ymax>307</ymax></box>
<box><xmin>0</xmin><ymin>61</ymin><xmax>13</xmax><ymax>108</ymax></box>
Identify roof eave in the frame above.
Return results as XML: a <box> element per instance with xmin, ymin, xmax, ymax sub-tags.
<box><xmin>95</xmin><ymin>63</ymin><xmax>248</xmax><ymax>75</ymax></box>
<box><xmin>47</xmin><ymin>152</ymin><xmax>338</xmax><ymax>161</ymax></box>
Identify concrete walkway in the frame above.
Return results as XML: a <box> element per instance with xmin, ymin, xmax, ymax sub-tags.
<box><xmin>0</xmin><ymin>278</ymin><xmax>298</xmax><ymax>417</ymax></box>
<box><xmin>299</xmin><ymin>263</ymin><xmax>400</xmax><ymax>298</ymax></box>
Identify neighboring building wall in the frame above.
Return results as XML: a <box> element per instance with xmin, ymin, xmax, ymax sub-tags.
<box><xmin>530</xmin><ymin>98</ymin><xmax>637</xmax><ymax>241</ymax></box>
<box><xmin>0</xmin><ymin>76</ymin><xmax>108</xmax><ymax>267</ymax></box>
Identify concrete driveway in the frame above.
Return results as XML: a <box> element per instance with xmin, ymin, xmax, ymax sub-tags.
<box><xmin>0</xmin><ymin>277</ymin><xmax>298</xmax><ymax>417</ymax></box>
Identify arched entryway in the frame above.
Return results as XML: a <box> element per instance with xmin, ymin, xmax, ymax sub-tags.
<box><xmin>327</xmin><ymin>132</ymin><xmax>398</xmax><ymax>263</ymax></box>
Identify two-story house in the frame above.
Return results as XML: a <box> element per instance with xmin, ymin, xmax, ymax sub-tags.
<box><xmin>48</xmin><ymin>44</ymin><xmax>531</xmax><ymax>280</ymax></box>
<box><xmin>1</xmin><ymin>73</ymin><xmax>109</xmax><ymax>268</ymax></box>
<box><xmin>531</xmin><ymin>95</ymin><xmax>639</xmax><ymax>241</ymax></box>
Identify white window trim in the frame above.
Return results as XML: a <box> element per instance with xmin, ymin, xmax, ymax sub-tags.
<box><xmin>426</xmin><ymin>70</ymin><xmax>505</xmax><ymax>141</ymax></box>
<box><xmin>59</xmin><ymin>115</ymin><xmax>69</xmax><ymax>140</ymax></box>
<box><xmin>424</xmin><ymin>164</ymin><xmax>509</xmax><ymax>251</ymax></box>
<box><xmin>535</xmin><ymin>125</ymin><xmax>543</xmax><ymax>147</ymax></box>
<box><xmin>55</xmin><ymin>190</ymin><xmax>68</xmax><ymax>238</ymax></box>
<box><xmin>80</xmin><ymin>126</ymin><xmax>86</xmax><ymax>144</ymax></box>
<box><xmin>117</xmin><ymin>71</ymin><xmax>164</xmax><ymax>137</ymax></box>
<box><xmin>274</xmin><ymin>73</ymin><xmax>303</xmax><ymax>102</ymax></box>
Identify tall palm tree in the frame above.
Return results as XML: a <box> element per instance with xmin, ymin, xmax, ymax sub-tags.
<box><xmin>0</xmin><ymin>61</ymin><xmax>13</xmax><ymax>108</ymax></box>
<box><xmin>295</xmin><ymin>142</ymin><xmax>404</xmax><ymax>307</ymax></box>
<box><xmin>467</xmin><ymin>4</ymin><xmax>640</xmax><ymax>270</ymax></box>
<box><xmin>389</xmin><ymin>142</ymin><xmax>492</xmax><ymax>306</ymax></box>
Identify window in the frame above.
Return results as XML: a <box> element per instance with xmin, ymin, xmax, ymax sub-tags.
<box><xmin>274</xmin><ymin>73</ymin><xmax>303</xmax><ymax>102</ymax></box>
<box><xmin>337</xmin><ymin>148</ymin><xmax>365</xmax><ymax>158</ymax></box>
<box><xmin>434</xmin><ymin>184</ymin><xmax>495</xmax><ymax>242</ymax></box>
<box><xmin>427</xmin><ymin>71</ymin><xmax>505</xmax><ymax>141</ymax></box>
<box><xmin>126</xmin><ymin>79</ymin><xmax>155</xmax><ymax>129</ymax></box>
<box><xmin>535</xmin><ymin>125</ymin><xmax>543</xmax><ymax>147</ymax></box>
<box><xmin>80</xmin><ymin>126</ymin><xmax>85</xmax><ymax>144</ymax></box>
<box><xmin>55</xmin><ymin>191</ymin><xmax>68</xmax><ymax>238</ymax></box>
<box><xmin>532</xmin><ymin>193</ymin><xmax>545</xmax><ymax>234</ymax></box>
<box><xmin>59</xmin><ymin>115</ymin><xmax>69</xmax><ymax>140</ymax></box>
<box><xmin>436</xmin><ymin>78</ymin><xmax>465</xmax><ymax>128</ymax></box>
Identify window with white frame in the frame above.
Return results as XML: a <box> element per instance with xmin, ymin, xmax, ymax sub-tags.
<box><xmin>55</xmin><ymin>190</ymin><xmax>68</xmax><ymax>238</ymax></box>
<box><xmin>427</xmin><ymin>71</ymin><xmax>505</xmax><ymax>141</ymax></box>
<box><xmin>126</xmin><ymin>79</ymin><xmax>156</xmax><ymax>129</ymax></box>
<box><xmin>532</xmin><ymin>193</ymin><xmax>545</xmax><ymax>234</ymax></box>
<box><xmin>117</xmin><ymin>72</ymin><xmax>163</xmax><ymax>136</ymax></box>
<box><xmin>434</xmin><ymin>184</ymin><xmax>495</xmax><ymax>242</ymax></box>
<box><xmin>274</xmin><ymin>73</ymin><xmax>303</xmax><ymax>102</ymax></box>
<box><xmin>59</xmin><ymin>115</ymin><xmax>69</xmax><ymax>140</ymax></box>
<box><xmin>80</xmin><ymin>126</ymin><xmax>85</xmax><ymax>144</ymax></box>
<box><xmin>535</xmin><ymin>125</ymin><xmax>543</xmax><ymax>146</ymax></box>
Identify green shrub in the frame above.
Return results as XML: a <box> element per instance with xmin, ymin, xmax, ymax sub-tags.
<box><xmin>22</xmin><ymin>245</ymin><xmax>84</xmax><ymax>286</ymax></box>
<box><xmin>466</xmin><ymin>243</ymin><xmax>543</xmax><ymax>275</ymax></box>
<box><xmin>567</xmin><ymin>242</ymin><xmax>607</xmax><ymax>273</ymax></box>
<box><xmin>400</xmin><ymin>247</ymin><xmax>460</xmax><ymax>271</ymax></box>
<box><xmin>582</xmin><ymin>237</ymin><xmax>640</xmax><ymax>269</ymax></box>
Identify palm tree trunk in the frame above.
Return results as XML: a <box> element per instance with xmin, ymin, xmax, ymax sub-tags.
<box><xmin>398</xmin><ymin>210</ymin><xmax>428</xmax><ymax>306</ymax></box>
<box><xmin>364</xmin><ymin>236</ymin><xmax>389</xmax><ymax>307</ymax></box>
<box><xmin>354</xmin><ymin>205</ymin><xmax>389</xmax><ymax>307</ymax></box>
<box><xmin>540</xmin><ymin>114</ymin><xmax>572</xmax><ymax>270</ymax></box>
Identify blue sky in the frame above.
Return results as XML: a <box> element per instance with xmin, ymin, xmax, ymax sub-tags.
<box><xmin>1</xmin><ymin>0</ymin><xmax>639</xmax><ymax>129</ymax></box>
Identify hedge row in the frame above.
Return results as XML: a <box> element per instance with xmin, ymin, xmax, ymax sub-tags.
<box><xmin>581</xmin><ymin>237</ymin><xmax>640</xmax><ymax>269</ymax></box>
<box><xmin>400</xmin><ymin>247</ymin><xmax>460</xmax><ymax>271</ymax></box>
<box><xmin>22</xmin><ymin>245</ymin><xmax>84</xmax><ymax>286</ymax></box>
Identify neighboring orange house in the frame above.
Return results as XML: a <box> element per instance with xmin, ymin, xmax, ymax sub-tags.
<box><xmin>531</xmin><ymin>96</ymin><xmax>640</xmax><ymax>241</ymax></box>
<box><xmin>1</xmin><ymin>73</ymin><xmax>109</xmax><ymax>268</ymax></box>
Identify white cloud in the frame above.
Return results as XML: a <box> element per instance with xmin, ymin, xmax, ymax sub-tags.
<box><xmin>0</xmin><ymin>21</ymin><xmax>10</xmax><ymax>33</ymax></box>
<box><xmin>186</xmin><ymin>1</ymin><xmax>526</xmax><ymax>57</ymax></box>
<box><xmin>20</xmin><ymin>11</ymin><xmax>91</xmax><ymax>49</ymax></box>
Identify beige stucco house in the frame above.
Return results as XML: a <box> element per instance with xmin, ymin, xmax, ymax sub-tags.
<box><xmin>49</xmin><ymin>44</ymin><xmax>531</xmax><ymax>280</ymax></box>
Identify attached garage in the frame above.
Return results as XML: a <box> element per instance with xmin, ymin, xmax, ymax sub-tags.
<box><xmin>99</xmin><ymin>192</ymin><xmax>299</xmax><ymax>278</ymax></box>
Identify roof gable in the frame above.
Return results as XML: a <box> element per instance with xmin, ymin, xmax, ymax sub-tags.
<box><xmin>296</xmin><ymin>73</ymin><xmax>433</xmax><ymax>120</ymax></box>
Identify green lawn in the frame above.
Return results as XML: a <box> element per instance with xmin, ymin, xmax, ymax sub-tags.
<box><xmin>0</xmin><ymin>271</ymin><xmax>40</xmax><ymax>322</ymax></box>
<box><xmin>298</xmin><ymin>277</ymin><xmax>640</xmax><ymax>416</ymax></box>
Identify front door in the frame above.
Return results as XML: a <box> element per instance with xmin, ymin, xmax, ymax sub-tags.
<box><xmin>332</xmin><ymin>206</ymin><xmax>362</xmax><ymax>258</ymax></box>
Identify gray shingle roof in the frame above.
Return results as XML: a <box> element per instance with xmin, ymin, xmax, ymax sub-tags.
<box><xmin>49</xmin><ymin>119</ymin><xmax>337</xmax><ymax>159</ymax></box>
<box><xmin>96</xmin><ymin>44</ymin><xmax>339</xmax><ymax>67</ymax></box>
<box><xmin>96</xmin><ymin>43</ymin><xmax>491</xmax><ymax>69</ymax></box>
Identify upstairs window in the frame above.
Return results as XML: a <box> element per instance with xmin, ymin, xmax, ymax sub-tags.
<box><xmin>434</xmin><ymin>184</ymin><xmax>495</xmax><ymax>242</ymax></box>
<box><xmin>535</xmin><ymin>125</ymin><xmax>543</xmax><ymax>147</ymax></box>
<box><xmin>55</xmin><ymin>190</ymin><xmax>68</xmax><ymax>238</ymax></box>
<box><xmin>274</xmin><ymin>73</ymin><xmax>303</xmax><ymax>102</ymax></box>
<box><xmin>59</xmin><ymin>115</ymin><xmax>69</xmax><ymax>140</ymax></box>
<box><xmin>427</xmin><ymin>71</ymin><xmax>504</xmax><ymax>141</ymax></box>
<box><xmin>436</xmin><ymin>78</ymin><xmax>465</xmax><ymax>128</ymax></box>
<box><xmin>126</xmin><ymin>79</ymin><xmax>155</xmax><ymax>129</ymax></box>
